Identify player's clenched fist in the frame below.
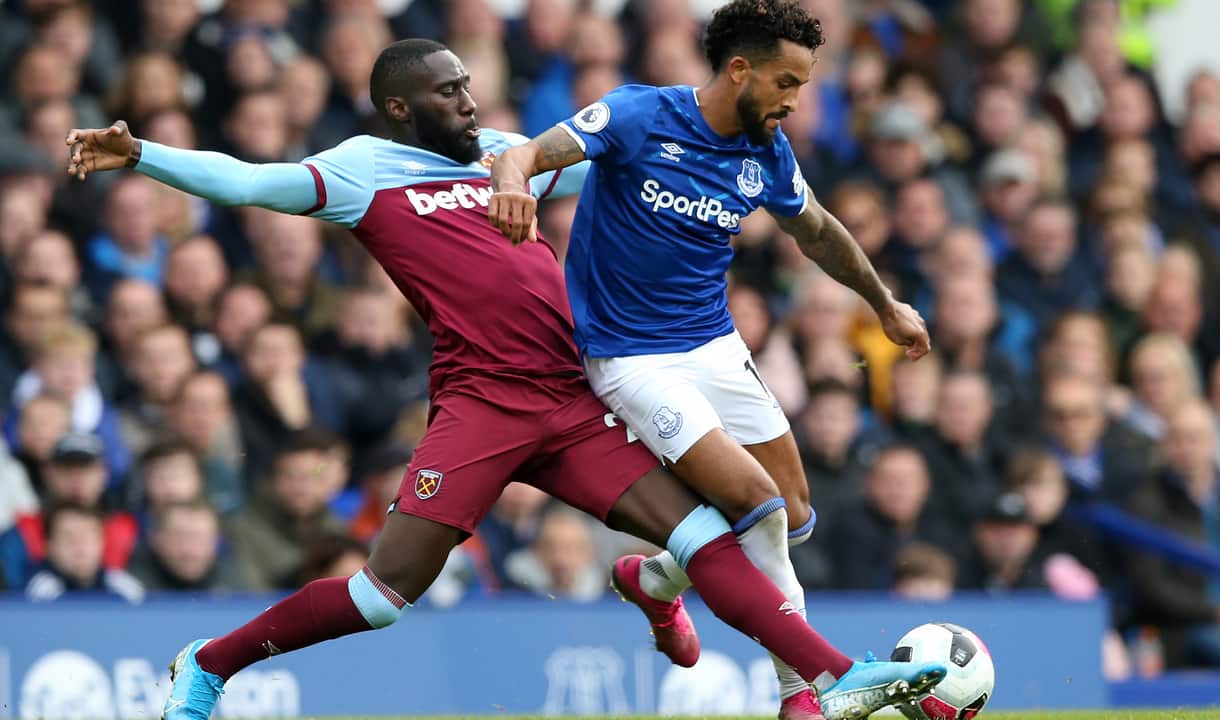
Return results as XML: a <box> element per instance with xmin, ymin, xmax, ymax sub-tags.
<box><xmin>488</xmin><ymin>190</ymin><xmax>539</xmax><ymax>245</ymax></box>
<box><xmin>879</xmin><ymin>300</ymin><xmax>931</xmax><ymax>361</ymax></box>
<box><xmin>66</xmin><ymin>120</ymin><xmax>139</xmax><ymax>181</ymax></box>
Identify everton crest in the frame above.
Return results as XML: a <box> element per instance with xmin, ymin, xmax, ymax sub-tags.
<box><xmin>737</xmin><ymin>158</ymin><xmax>764</xmax><ymax>198</ymax></box>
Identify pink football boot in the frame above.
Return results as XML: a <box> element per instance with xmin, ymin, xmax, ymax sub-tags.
<box><xmin>610</xmin><ymin>555</ymin><xmax>700</xmax><ymax>667</ymax></box>
<box><xmin>778</xmin><ymin>689</ymin><xmax>825</xmax><ymax>720</ymax></box>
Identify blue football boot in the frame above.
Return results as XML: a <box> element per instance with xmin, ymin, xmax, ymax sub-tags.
<box><xmin>818</xmin><ymin>652</ymin><xmax>946</xmax><ymax>720</ymax></box>
<box><xmin>162</xmin><ymin>639</ymin><xmax>225</xmax><ymax>720</ymax></box>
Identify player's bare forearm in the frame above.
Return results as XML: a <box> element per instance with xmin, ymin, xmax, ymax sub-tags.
<box><xmin>490</xmin><ymin>128</ymin><xmax>587</xmax><ymax>244</ymax></box>
<box><xmin>773</xmin><ymin>197</ymin><xmax>891</xmax><ymax>313</ymax></box>
<box><xmin>491</xmin><ymin>127</ymin><xmax>587</xmax><ymax>192</ymax></box>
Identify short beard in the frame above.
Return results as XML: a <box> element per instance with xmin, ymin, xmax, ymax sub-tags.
<box><xmin>418</xmin><ymin>123</ymin><xmax>482</xmax><ymax>164</ymax></box>
<box><xmin>736</xmin><ymin>86</ymin><xmax>779</xmax><ymax>146</ymax></box>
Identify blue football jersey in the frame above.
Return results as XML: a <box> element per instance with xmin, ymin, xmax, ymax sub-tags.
<box><xmin>559</xmin><ymin>84</ymin><xmax>808</xmax><ymax>358</ymax></box>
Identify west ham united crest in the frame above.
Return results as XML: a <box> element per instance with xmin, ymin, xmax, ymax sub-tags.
<box><xmin>414</xmin><ymin>469</ymin><xmax>443</xmax><ymax>499</ymax></box>
<box><xmin>478</xmin><ymin>152</ymin><xmax>497</xmax><ymax>169</ymax></box>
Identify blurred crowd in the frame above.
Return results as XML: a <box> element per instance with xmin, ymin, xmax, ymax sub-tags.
<box><xmin>0</xmin><ymin>0</ymin><xmax>1219</xmax><ymax>675</ymax></box>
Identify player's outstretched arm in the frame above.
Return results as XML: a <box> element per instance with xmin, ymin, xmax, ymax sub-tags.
<box><xmin>489</xmin><ymin>126</ymin><xmax>587</xmax><ymax>245</ymax></box>
<box><xmin>771</xmin><ymin>189</ymin><xmax>931</xmax><ymax>360</ymax></box>
<box><xmin>67</xmin><ymin>121</ymin><xmax>317</xmax><ymax>215</ymax></box>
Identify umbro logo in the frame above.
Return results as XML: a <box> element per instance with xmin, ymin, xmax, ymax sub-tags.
<box><xmin>659</xmin><ymin>143</ymin><xmax>684</xmax><ymax>162</ymax></box>
<box><xmin>778</xmin><ymin>601</ymin><xmax>799</xmax><ymax>615</ymax></box>
<box><xmin>263</xmin><ymin>640</ymin><xmax>283</xmax><ymax>656</ymax></box>
<box><xmin>402</xmin><ymin>160</ymin><xmax>428</xmax><ymax>175</ymax></box>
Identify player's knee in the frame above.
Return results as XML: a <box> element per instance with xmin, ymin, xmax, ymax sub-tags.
<box><xmin>348</xmin><ymin>567</ymin><xmax>409</xmax><ymax>629</ymax></box>
<box><xmin>723</xmin><ymin>470</ymin><xmax>781</xmax><ymax>522</ymax></box>
<box><xmin>787</xmin><ymin>503</ymin><xmax>816</xmax><ymax>547</ymax></box>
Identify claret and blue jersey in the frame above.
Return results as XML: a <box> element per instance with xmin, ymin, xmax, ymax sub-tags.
<box><xmin>558</xmin><ymin>84</ymin><xmax>809</xmax><ymax>359</ymax></box>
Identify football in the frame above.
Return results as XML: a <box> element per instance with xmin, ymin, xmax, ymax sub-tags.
<box><xmin>890</xmin><ymin>622</ymin><xmax>995</xmax><ymax>720</ymax></box>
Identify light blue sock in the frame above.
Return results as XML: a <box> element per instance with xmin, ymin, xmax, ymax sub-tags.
<box><xmin>347</xmin><ymin>567</ymin><xmax>409</xmax><ymax>629</ymax></box>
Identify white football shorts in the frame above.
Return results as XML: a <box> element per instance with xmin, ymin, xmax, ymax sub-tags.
<box><xmin>583</xmin><ymin>330</ymin><xmax>790</xmax><ymax>464</ymax></box>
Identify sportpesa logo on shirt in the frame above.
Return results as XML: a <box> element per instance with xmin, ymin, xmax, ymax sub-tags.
<box><xmin>639</xmin><ymin>179</ymin><xmax>741</xmax><ymax>230</ymax></box>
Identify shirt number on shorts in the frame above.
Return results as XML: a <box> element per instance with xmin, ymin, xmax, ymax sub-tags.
<box><xmin>603</xmin><ymin>413</ymin><xmax>640</xmax><ymax>444</ymax></box>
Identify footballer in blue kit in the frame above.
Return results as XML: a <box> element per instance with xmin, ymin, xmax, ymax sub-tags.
<box><xmin>491</xmin><ymin>2</ymin><xmax>933</xmax><ymax>719</ymax></box>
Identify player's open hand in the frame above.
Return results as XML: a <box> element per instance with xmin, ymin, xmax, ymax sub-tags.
<box><xmin>66</xmin><ymin>120</ymin><xmax>137</xmax><ymax>181</ymax></box>
<box><xmin>488</xmin><ymin>190</ymin><xmax>539</xmax><ymax>245</ymax></box>
<box><xmin>879</xmin><ymin>300</ymin><xmax>931</xmax><ymax>360</ymax></box>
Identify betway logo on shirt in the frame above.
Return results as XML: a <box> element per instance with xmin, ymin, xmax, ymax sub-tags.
<box><xmin>406</xmin><ymin>182</ymin><xmax>494</xmax><ymax>215</ymax></box>
<box><xmin>639</xmin><ymin>178</ymin><xmax>741</xmax><ymax>230</ymax></box>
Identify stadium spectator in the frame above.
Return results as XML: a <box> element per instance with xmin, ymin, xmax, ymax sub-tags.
<box><xmin>4</xmin><ymin>323</ymin><xmax>131</xmax><ymax>483</ymax></box>
<box><xmin>889</xmin><ymin>352</ymin><xmax>943</xmax><ymax>441</ymax></box>
<box><xmin>96</xmin><ymin>278</ymin><xmax>168</xmax><ymax>400</ymax></box>
<box><xmin>824</xmin><ymin>445</ymin><xmax>960</xmax><ymax>590</ymax></box>
<box><xmin>504</xmin><ymin>505</ymin><xmax>605</xmax><ymax>601</ymax></box>
<box><xmin>478</xmin><ymin>481</ymin><xmax>550</xmax><ymax>589</ymax></box>
<box><xmin>163</xmin><ymin>235</ymin><xmax>228</xmax><ymax>360</ymax></box>
<box><xmin>298</xmin><ymin>533</ymin><xmax>370</xmax><ymax>585</ymax></box>
<box><xmin>85</xmin><ymin>174</ymin><xmax>170</xmax><ymax>303</ymax></box>
<box><xmin>1006</xmin><ymin>445</ymin><xmax>1111</xmax><ymax>586</ymax></box>
<box><xmin>233</xmin><ymin>323</ymin><xmax>343</xmax><ymax>484</ymax></box>
<box><xmin>0</xmin><ymin>448</ymin><xmax>37</xmax><ymax>535</ymax></box>
<box><xmin>227</xmin><ymin>429</ymin><xmax>349</xmax><ymax>591</ymax></box>
<box><xmin>0</xmin><ymin>284</ymin><xmax>69</xmax><ymax>402</ymax></box>
<box><xmin>1125</xmin><ymin>399</ymin><xmax>1220</xmax><ymax>668</ymax></box>
<box><xmin>1</xmin><ymin>433</ymin><xmax>138</xmax><ymax>590</ymax></box>
<box><xmin>348</xmin><ymin>441</ymin><xmax>413</xmax><ymax>543</ymax></box>
<box><xmin>106</xmin><ymin>52</ymin><xmax>187</xmax><ymax>135</ymax></box>
<box><xmin>118</xmin><ymin>324</ymin><xmax>197</xmax><ymax>455</ymax></box>
<box><xmin>917</xmin><ymin>370</ymin><xmax>1007</xmax><ymax>526</ymax></box>
<box><xmin>313</xmin><ymin>287</ymin><xmax>429</xmax><ymax>457</ymax></box>
<box><xmin>795</xmin><ymin>378</ymin><xmax>872</xmax><ymax>518</ymax></box>
<box><xmin>958</xmin><ymin>492</ymin><xmax>1048</xmax><ymax>592</ymax></box>
<box><xmin>129</xmin><ymin>499</ymin><xmax>239</xmax><ymax>593</ymax></box>
<box><xmin>1103</xmin><ymin>240</ymin><xmax>1158</xmax><ymax>359</ymax></box>
<box><xmin>169</xmin><ymin>372</ymin><xmax>244</xmax><ymax>512</ymax></box>
<box><xmin>237</xmin><ymin>209</ymin><xmax>340</xmax><ymax>342</ymax></box>
<box><xmin>996</xmin><ymin>198</ymin><xmax>1102</xmax><ymax>333</ymax></box>
<box><xmin>279</xmin><ymin>56</ymin><xmax>333</xmax><ymax>160</ymax></box>
<box><xmin>13</xmin><ymin>392</ymin><xmax>71</xmax><ymax>492</ymax></box>
<box><xmin>931</xmin><ymin>273</ymin><xmax>1033</xmax><ymax>432</ymax></box>
<box><xmin>1141</xmin><ymin>266</ymin><xmax>1218</xmax><ymax>374</ymax></box>
<box><xmin>1041</xmin><ymin>373</ymin><xmax>1154</xmax><ymax>505</ymax></box>
<box><xmin>977</xmin><ymin>148</ymin><xmax>1040</xmax><ymax>262</ymax></box>
<box><xmin>210</xmin><ymin>282</ymin><xmax>272</xmax><ymax>384</ymax></box>
<box><xmin>25</xmin><ymin>502</ymin><xmax>144</xmax><ymax>603</ymax></box>
<box><xmin>1121</xmin><ymin>333</ymin><xmax>1203</xmax><ymax>441</ymax></box>
<box><xmin>892</xmin><ymin>542</ymin><xmax>957</xmax><ymax>601</ymax></box>
<box><xmin>136</xmin><ymin>0</ymin><xmax>199</xmax><ymax>56</ymax></box>
<box><xmin>863</xmin><ymin>101</ymin><xmax>978</xmax><ymax>225</ymax></box>
<box><xmin>130</xmin><ymin>440</ymin><xmax>206</xmax><ymax>520</ymax></box>
<box><xmin>12</xmin><ymin>231</ymin><xmax>93</xmax><ymax>323</ymax></box>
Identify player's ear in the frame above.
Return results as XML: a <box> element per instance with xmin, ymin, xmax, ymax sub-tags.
<box><xmin>726</xmin><ymin>55</ymin><xmax>752</xmax><ymax>86</ymax></box>
<box><xmin>384</xmin><ymin>96</ymin><xmax>411</xmax><ymax>124</ymax></box>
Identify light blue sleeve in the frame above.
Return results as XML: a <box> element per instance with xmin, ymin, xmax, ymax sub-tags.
<box><xmin>762</xmin><ymin>131</ymin><xmax>809</xmax><ymax>217</ymax></box>
<box><xmin>135</xmin><ymin>141</ymin><xmax>318</xmax><ymax>214</ymax></box>
<box><xmin>300</xmin><ymin>137</ymin><xmax>378</xmax><ymax>227</ymax></box>
<box><xmin>536</xmin><ymin>160</ymin><xmax>590</xmax><ymax>199</ymax></box>
<box><xmin>135</xmin><ymin>138</ymin><xmax>377</xmax><ymax>228</ymax></box>
<box><xmin>494</xmin><ymin>129</ymin><xmax>591</xmax><ymax>200</ymax></box>
<box><xmin>557</xmin><ymin>84</ymin><xmax>658</xmax><ymax>164</ymax></box>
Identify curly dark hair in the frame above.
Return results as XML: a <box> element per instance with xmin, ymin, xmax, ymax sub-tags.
<box><xmin>703</xmin><ymin>0</ymin><xmax>825</xmax><ymax>73</ymax></box>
